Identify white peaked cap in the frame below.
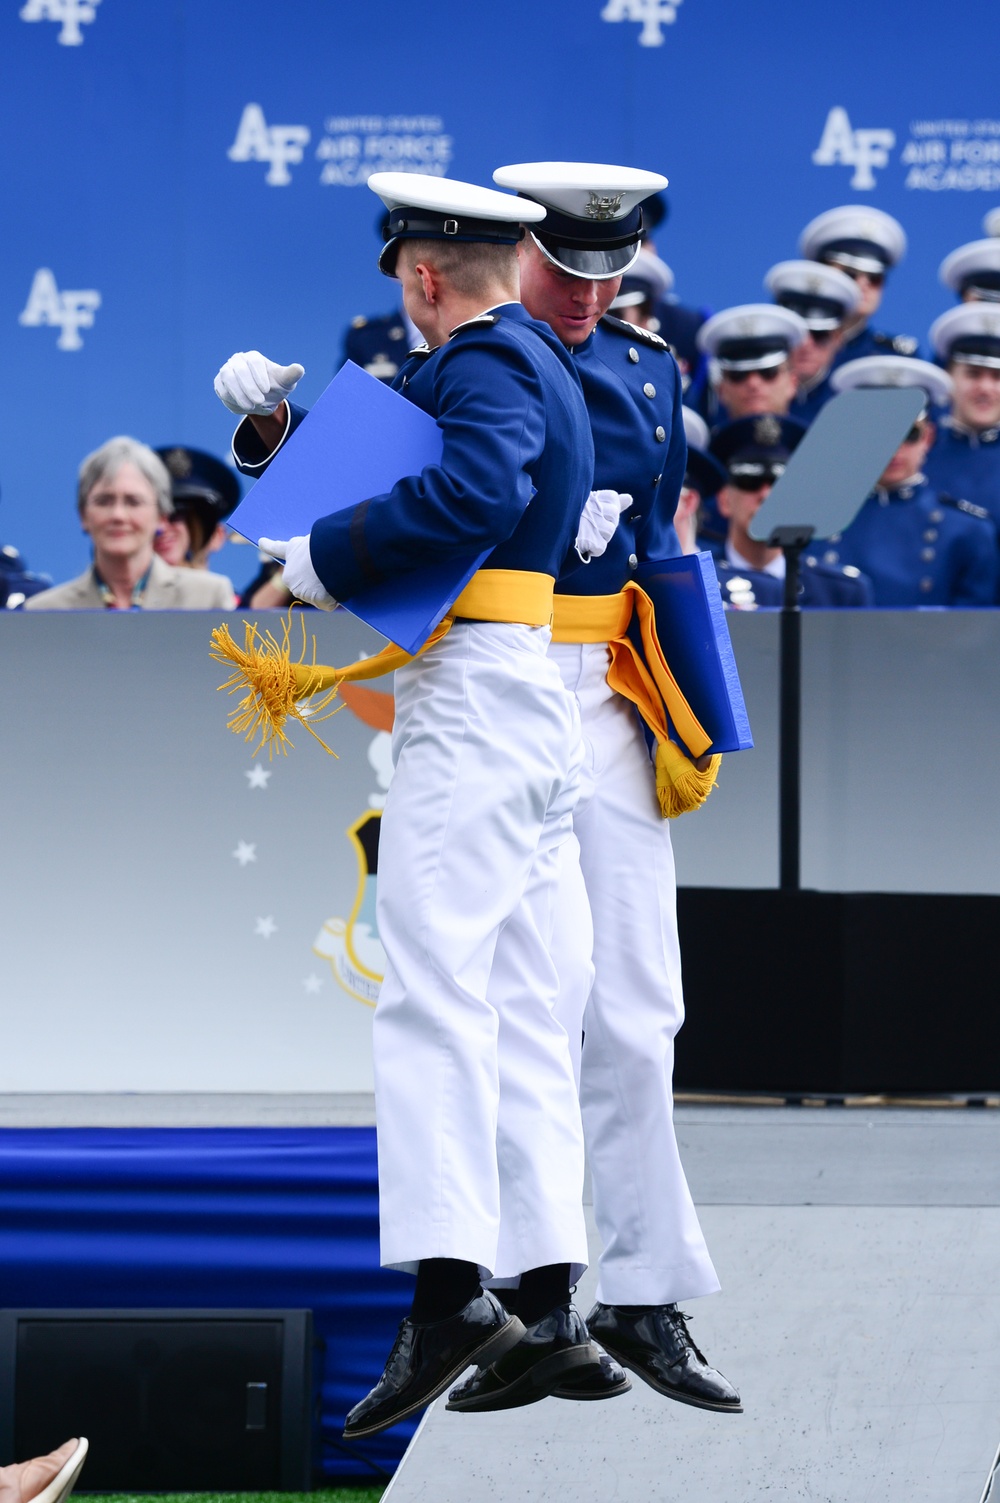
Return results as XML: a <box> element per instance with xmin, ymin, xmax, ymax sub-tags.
<box><xmin>492</xmin><ymin>162</ymin><xmax>667</xmax><ymax>218</ymax></box>
<box><xmin>764</xmin><ymin>259</ymin><xmax>861</xmax><ymax>325</ymax></box>
<box><xmin>929</xmin><ymin>302</ymin><xmax>1000</xmax><ymax>367</ymax></box>
<box><xmin>830</xmin><ymin>354</ymin><xmax>953</xmax><ymax>408</ymax></box>
<box><xmin>681</xmin><ymin>406</ymin><xmax>710</xmax><ymax>451</ymax></box>
<box><xmin>938</xmin><ymin>239</ymin><xmax>1000</xmax><ymax>294</ymax></box>
<box><xmin>697</xmin><ymin>304</ymin><xmax>808</xmax><ymax>368</ymax></box>
<box><xmin>368</xmin><ymin>172</ymin><xmax>544</xmax><ymax>222</ymax></box>
<box><xmin>799</xmin><ymin>205</ymin><xmax>907</xmax><ymax>269</ymax></box>
<box><xmin>983</xmin><ymin>208</ymin><xmax>1000</xmax><ymax>237</ymax></box>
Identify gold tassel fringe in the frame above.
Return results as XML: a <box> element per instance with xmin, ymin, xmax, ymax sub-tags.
<box><xmin>209</xmin><ymin>610</ymin><xmax>345</xmax><ymax>758</ymax></box>
<box><xmin>656</xmin><ymin>740</ymin><xmax>722</xmax><ymax>819</ymax></box>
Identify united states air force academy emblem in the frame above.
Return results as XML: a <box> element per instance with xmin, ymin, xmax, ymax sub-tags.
<box><xmin>312</xmin><ymin>683</ymin><xmax>393</xmax><ymax>1006</ymax></box>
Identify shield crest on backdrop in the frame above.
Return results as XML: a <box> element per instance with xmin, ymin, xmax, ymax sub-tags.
<box><xmin>313</xmin><ymin>808</ymin><xmax>386</xmax><ymax>1007</ymax></box>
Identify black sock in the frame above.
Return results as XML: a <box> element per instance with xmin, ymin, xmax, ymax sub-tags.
<box><xmin>410</xmin><ymin>1258</ymin><xmax>482</xmax><ymax>1323</ymax></box>
<box><xmin>513</xmin><ymin>1263</ymin><xmax>572</xmax><ymax>1325</ymax></box>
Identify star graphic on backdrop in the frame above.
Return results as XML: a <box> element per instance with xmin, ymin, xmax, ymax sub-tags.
<box><xmin>245</xmin><ymin>765</ymin><xmax>272</xmax><ymax>790</ymax></box>
<box><xmin>302</xmin><ymin>974</ymin><xmax>323</xmax><ymax>995</ymax></box>
<box><xmin>233</xmin><ymin>841</ymin><xmax>257</xmax><ymax>867</ymax></box>
<box><xmin>254</xmin><ymin>916</ymin><xmax>277</xmax><ymax>939</ymax></box>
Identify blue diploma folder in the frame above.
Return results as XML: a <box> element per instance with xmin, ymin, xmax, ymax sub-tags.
<box><xmin>227</xmin><ymin>360</ymin><xmax>487</xmax><ymax>655</ymax></box>
<box><xmin>634</xmin><ymin>552</ymin><xmax>753</xmax><ymax>754</ymax></box>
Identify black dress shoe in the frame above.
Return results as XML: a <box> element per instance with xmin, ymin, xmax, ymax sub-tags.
<box><xmin>446</xmin><ymin>1302</ymin><xmax>605</xmax><ymax>1412</ymax></box>
<box><xmin>586</xmin><ymin>1302</ymin><xmax>742</xmax><ymax>1413</ymax></box>
<box><xmin>344</xmin><ymin>1290</ymin><xmax>524</xmax><ymax>1438</ymax></box>
<box><xmin>551</xmin><ymin>1345</ymin><xmax>632</xmax><ymax>1401</ymax></box>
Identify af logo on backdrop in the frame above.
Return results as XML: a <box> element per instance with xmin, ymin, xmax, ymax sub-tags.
<box><xmin>813</xmin><ymin>107</ymin><xmax>895</xmax><ymax>190</ymax></box>
<box><xmin>600</xmin><ymin>0</ymin><xmax>682</xmax><ymax>47</ymax></box>
<box><xmin>19</xmin><ymin>269</ymin><xmax>100</xmax><ymax>351</ymax></box>
<box><xmin>20</xmin><ymin>0</ymin><xmax>100</xmax><ymax>46</ymax></box>
<box><xmin>228</xmin><ymin>104</ymin><xmax>311</xmax><ymax>186</ymax></box>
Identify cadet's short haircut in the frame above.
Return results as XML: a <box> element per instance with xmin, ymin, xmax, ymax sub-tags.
<box><xmin>77</xmin><ymin>436</ymin><xmax>173</xmax><ymax>517</ymax></box>
<box><xmin>398</xmin><ymin>238</ymin><xmax>520</xmax><ymax>299</ymax></box>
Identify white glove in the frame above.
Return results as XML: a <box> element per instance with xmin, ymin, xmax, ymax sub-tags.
<box><xmin>214</xmin><ymin>352</ymin><xmax>305</xmax><ymax>415</ymax></box>
<box><xmin>259</xmin><ymin>536</ymin><xmax>337</xmax><ymax>611</ymax></box>
<box><xmin>575</xmin><ymin>489</ymin><xmax>633</xmax><ymax>562</ymax></box>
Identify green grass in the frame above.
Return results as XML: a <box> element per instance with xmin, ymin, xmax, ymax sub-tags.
<box><xmin>84</xmin><ymin>1492</ymin><xmax>384</xmax><ymax>1503</ymax></box>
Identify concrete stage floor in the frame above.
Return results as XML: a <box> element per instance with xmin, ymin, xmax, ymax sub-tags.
<box><xmin>3</xmin><ymin>1097</ymin><xmax>997</xmax><ymax>1498</ymax></box>
<box><xmin>383</xmin><ymin>1106</ymin><xmax>1000</xmax><ymax>1503</ymax></box>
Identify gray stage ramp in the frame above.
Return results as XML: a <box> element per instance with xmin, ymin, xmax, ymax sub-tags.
<box><xmin>384</xmin><ymin>1108</ymin><xmax>1000</xmax><ymax>1503</ymax></box>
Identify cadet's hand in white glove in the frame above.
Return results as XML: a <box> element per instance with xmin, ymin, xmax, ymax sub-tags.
<box><xmin>575</xmin><ymin>489</ymin><xmax>633</xmax><ymax>562</ymax></box>
<box><xmin>214</xmin><ymin>352</ymin><xmax>305</xmax><ymax>416</ymax></box>
<box><xmin>259</xmin><ymin>537</ymin><xmax>337</xmax><ymax>611</ymax></box>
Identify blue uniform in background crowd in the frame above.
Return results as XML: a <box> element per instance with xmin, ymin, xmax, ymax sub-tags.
<box><xmin>805</xmin><ymin>355</ymin><xmax>998</xmax><ymax>606</ymax></box>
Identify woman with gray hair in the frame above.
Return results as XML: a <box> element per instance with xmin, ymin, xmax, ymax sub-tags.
<box><xmin>26</xmin><ymin>436</ymin><xmax>234</xmax><ymax>610</ymax></box>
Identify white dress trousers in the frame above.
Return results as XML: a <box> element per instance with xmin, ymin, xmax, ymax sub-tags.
<box><xmin>548</xmin><ymin>639</ymin><xmax>721</xmax><ymax>1307</ymax></box>
<box><xmin>373</xmin><ymin>622</ymin><xmax>590</xmax><ymax>1284</ymax></box>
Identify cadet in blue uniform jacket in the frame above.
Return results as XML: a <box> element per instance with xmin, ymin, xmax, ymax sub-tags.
<box><xmin>925</xmin><ymin>304</ymin><xmax>1000</xmax><ymax>532</ymax></box>
<box><xmin>470</xmin><ymin>160</ymin><xmax>741</xmax><ymax>1420</ymax></box>
<box><xmin>217</xmin><ymin>172</ymin><xmax>605</xmax><ymax>1440</ymax></box>
<box><xmin>806</xmin><ymin>355</ymin><xmax>998</xmax><ymax>606</ymax></box>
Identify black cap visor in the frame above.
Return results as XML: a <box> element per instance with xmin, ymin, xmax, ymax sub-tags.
<box><xmin>531</xmin><ymin>229</ymin><xmax>640</xmax><ymax>280</ymax></box>
<box><xmin>378</xmin><ymin>208</ymin><xmax>523</xmax><ymax>277</ymax></box>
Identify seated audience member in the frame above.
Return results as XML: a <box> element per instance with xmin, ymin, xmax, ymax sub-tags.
<box><xmin>153</xmin><ymin>446</ymin><xmax>239</xmax><ymax>604</ymax></box>
<box><xmin>696</xmin><ymin>305</ymin><xmax>806</xmax><ymax>425</ymax></box>
<box><xmin>925</xmin><ymin>305</ymin><xmax>1000</xmax><ymax>528</ymax></box>
<box><xmin>1</xmin><ymin>542</ymin><xmax>51</xmax><ymax>608</ymax></box>
<box><xmin>804</xmin><ymin>357</ymin><xmax>998</xmax><ymax>606</ymax></box>
<box><xmin>708</xmin><ymin>415</ymin><xmax>873</xmax><ymax>608</ymax></box>
<box><xmin>25</xmin><ymin>437</ymin><xmax>235</xmax><ymax>611</ymax></box>
<box><xmin>938</xmin><ymin>238</ymin><xmax>1000</xmax><ymax>304</ymax></box>
<box><xmin>799</xmin><ymin>205</ymin><xmax>917</xmax><ymax>368</ymax></box>
<box><xmin>765</xmin><ymin>260</ymin><xmax>861</xmax><ymax>425</ymax></box>
<box><xmin>676</xmin><ymin>407</ymin><xmax>726</xmax><ymax>553</ymax></box>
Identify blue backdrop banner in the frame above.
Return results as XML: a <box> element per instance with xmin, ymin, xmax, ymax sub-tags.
<box><xmin>3</xmin><ymin>0</ymin><xmax>998</xmax><ymax>589</ymax></box>
<box><xmin>0</xmin><ymin>1127</ymin><xmax>413</xmax><ymax>1480</ymax></box>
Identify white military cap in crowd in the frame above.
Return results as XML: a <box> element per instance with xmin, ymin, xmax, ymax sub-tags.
<box><xmin>764</xmin><ymin>259</ymin><xmax>861</xmax><ymax>329</ymax></box>
<box><xmin>938</xmin><ymin>239</ymin><xmax>1000</xmax><ymax>302</ymax></box>
<box><xmin>984</xmin><ymin>208</ymin><xmax>1000</xmax><ymax>238</ymax></box>
<box><xmin>799</xmin><ymin>205</ymin><xmax>907</xmax><ymax>273</ymax></box>
<box><xmin>830</xmin><ymin>354</ymin><xmax>953</xmax><ymax>410</ymax></box>
<box><xmin>492</xmin><ymin>161</ymin><xmax>667</xmax><ymax>279</ymax></box>
<box><xmin>681</xmin><ymin>406</ymin><xmax>710</xmax><ymax>452</ymax></box>
<box><xmin>929</xmin><ymin>303</ymin><xmax>1000</xmax><ymax>369</ymax></box>
<box><xmin>609</xmin><ymin>248</ymin><xmax>675</xmax><ymax>313</ymax></box>
<box><xmin>368</xmin><ymin>171</ymin><xmax>544</xmax><ymax>277</ymax></box>
<box><xmin>696</xmin><ymin>304</ymin><xmax>807</xmax><ymax>370</ymax></box>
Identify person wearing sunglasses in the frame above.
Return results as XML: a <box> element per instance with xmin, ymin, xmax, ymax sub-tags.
<box><xmin>799</xmin><ymin>205</ymin><xmax>918</xmax><ymax>373</ymax></box>
<box><xmin>695</xmin><ymin>304</ymin><xmax>806</xmax><ymax>428</ymax></box>
<box><xmin>938</xmin><ymin>237</ymin><xmax>1000</xmax><ymax>307</ymax></box>
<box><xmin>707</xmin><ymin>415</ymin><xmax>873</xmax><ymax>608</ymax></box>
<box><xmin>803</xmin><ymin>356</ymin><xmax>998</xmax><ymax>606</ymax></box>
<box><xmin>924</xmin><ymin>304</ymin><xmax>1000</xmax><ymax>530</ymax></box>
<box><xmin>764</xmin><ymin>260</ymin><xmax>861</xmax><ymax>426</ymax></box>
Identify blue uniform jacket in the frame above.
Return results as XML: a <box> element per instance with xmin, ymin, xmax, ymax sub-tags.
<box><xmin>829</xmin><ymin>323</ymin><xmax>920</xmax><ymax>372</ymax></box>
<box><xmin>234</xmin><ymin>304</ymin><xmax>594</xmax><ymax>603</ymax></box>
<box><xmin>341</xmin><ymin>309</ymin><xmax>411</xmax><ymax>384</ymax></box>
<box><xmin>804</xmin><ymin>477</ymin><xmax>998</xmax><ymax>606</ymax></box>
<box><xmin>924</xmin><ymin>421</ymin><xmax>1000</xmax><ymax>533</ymax></box>
<box><xmin>714</xmin><ymin>554</ymin><xmax>873</xmax><ymax>609</ymax></box>
<box><xmin>557</xmin><ymin>315</ymin><xmax>685</xmax><ymax>596</ymax></box>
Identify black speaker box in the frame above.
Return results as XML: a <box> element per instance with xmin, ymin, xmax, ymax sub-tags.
<box><xmin>0</xmin><ymin>1309</ymin><xmax>314</xmax><ymax>1492</ymax></box>
<box><xmin>675</xmin><ymin>888</ymin><xmax>1000</xmax><ymax>1094</ymax></box>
